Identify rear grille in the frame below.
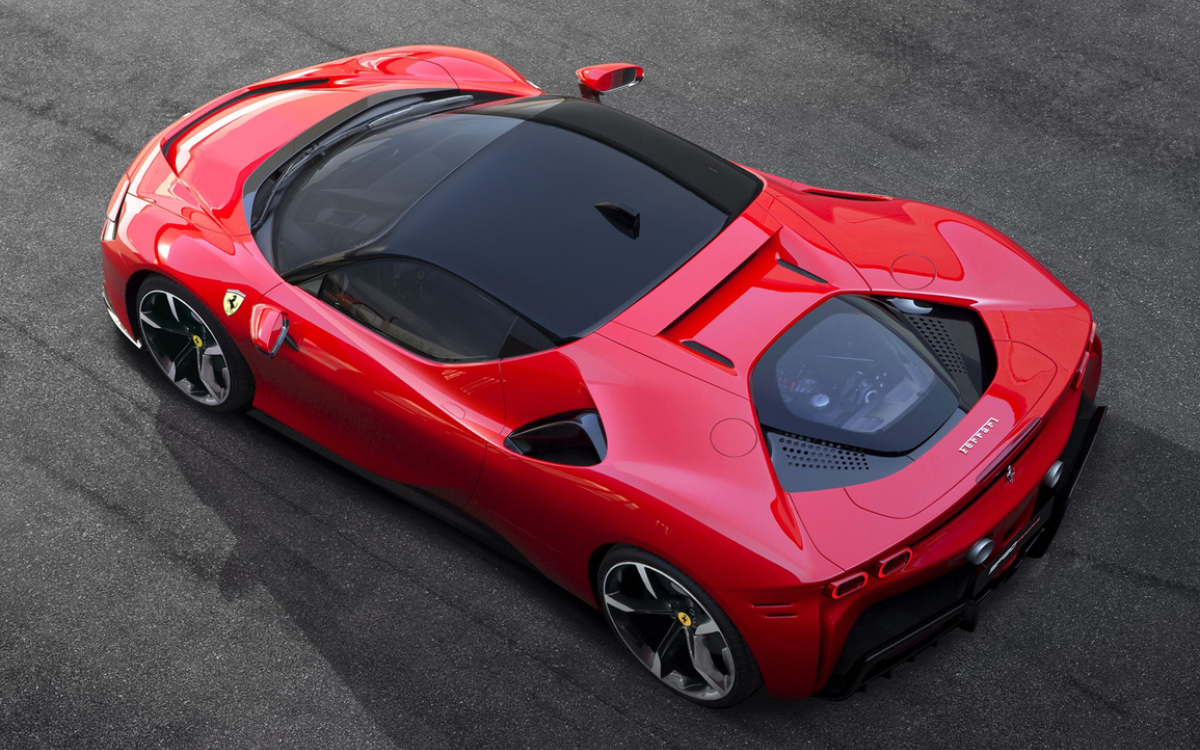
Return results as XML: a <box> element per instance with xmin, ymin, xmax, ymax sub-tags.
<box><xmin>766</xmin><ymin>429</ymin><xmax>913</xmax><ymax>491</ymax></box>
<box><xmin>889</xmin><ymin>299</ymin><xmax>995</xmax><ymax>406</ymax></box>
<box><xmin>775</xmin><ymin>432</ymin><xmax>869</xmax><ymax>471</ymax></box>
<box><xmin>820</xmin><ymin>564</ymin><xmax>978</xmax><ymax>699</ymax></box>
<box><xmin>904</xmin><ymin>314</ymin><xmax>968</xmax><ymax>375</ymax></box>
<box><xmin>832</xmin><ymin>564</ymin><xmax>975</xmax><ymax>676</ymax></box>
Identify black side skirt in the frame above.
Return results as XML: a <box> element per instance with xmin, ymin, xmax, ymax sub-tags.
<box><xmin>247</xmin><ymin>409</ymin><xmax>531</xmax><ymax>567</ymax></box>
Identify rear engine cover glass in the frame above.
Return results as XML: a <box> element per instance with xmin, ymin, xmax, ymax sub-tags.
<box><xmin>752</xmin><ymin>296</ymin><xmax>959</xmax><ymax>454</ymax></box>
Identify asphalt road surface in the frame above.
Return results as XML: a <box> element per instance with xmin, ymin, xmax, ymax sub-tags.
<box><xmin>1</xmin><ymin>1</ymin><xmax>1198</xmax><ymax>748</ymax></box>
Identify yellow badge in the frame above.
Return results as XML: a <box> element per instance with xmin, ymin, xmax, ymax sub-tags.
<box><xmin>223</xmin><ymin>290</ymin><xmax>245</xmax><ymax>316</ymax></box>
<box><xmin>677</xmin><ymin>612</ymin><xmax>692</xmax><ymax>627</ymax></box>
<box><xmin>192</xmin><ymin>334</ymin><xmax>203</xmax><ymax>348</ymax></box>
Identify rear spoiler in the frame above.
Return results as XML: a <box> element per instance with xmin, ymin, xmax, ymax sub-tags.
<box><xmin>159</xmin><ymin>77</ymin><xmax>331</xmax><ymax>162</ymax></box>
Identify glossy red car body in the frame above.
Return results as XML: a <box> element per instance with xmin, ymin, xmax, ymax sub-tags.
<box><xmin>101</xmin><ymin>46</ymin><xmax>1103</xmax><ymax>700</ymax></box>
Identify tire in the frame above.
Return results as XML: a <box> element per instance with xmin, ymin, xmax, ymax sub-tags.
<box><xmin>135</xmin><ymin>275</ymin><xmax>255</xmax><ymax>412</ymax></box>
<box><xmin>597</xmin><ymin>545</ymin><xmax>762</xmax><ymax>707</ymax></box>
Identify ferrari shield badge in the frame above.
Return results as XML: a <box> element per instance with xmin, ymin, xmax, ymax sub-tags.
<box><xmin>223</xmin><ymin>290</ymin><xmax>245</xmax><ymax>316</ymax></box>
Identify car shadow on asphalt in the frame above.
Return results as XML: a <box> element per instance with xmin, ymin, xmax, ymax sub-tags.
<box><xmin>130</xmin><ymin>335</ymin><xmax>1200</xmax><ymax>745</ymax></box>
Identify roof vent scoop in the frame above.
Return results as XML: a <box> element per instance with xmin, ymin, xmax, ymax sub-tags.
<box><xmin>681</xmin><ymin>340</ymin><xmax>733</xmax><ymax>368</ymax></box>
<box><xmin>595</xmin><ymin>201</ymin><xmax>640</xmax><ymax>239</ymax></box>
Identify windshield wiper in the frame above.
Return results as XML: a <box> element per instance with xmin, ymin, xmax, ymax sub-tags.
<box><xmin>250</xmin><ymin>94</ymin><xmax>475</xmax><ymax>232</ymax></box>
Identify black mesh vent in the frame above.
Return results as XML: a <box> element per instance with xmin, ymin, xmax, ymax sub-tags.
<box><xmin>775</xmin><ymin>432</ymin><xmax>869</xmax><ymax>470</ymax></box>
<box><xmin>904</xmin><ymin>314</ymin><xmax>968</xmax><ymax>375</ymax></box>
<box><xmin>766</xmin><ymin>428</ymin><xmax>913</xmax><ymax>491</ymax></box>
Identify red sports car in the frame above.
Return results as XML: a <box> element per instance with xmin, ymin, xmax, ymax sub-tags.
<box><xmin>101</xmin><ymin>46</ymin><xmax>1104</xmax><ymax>706</ymax></box>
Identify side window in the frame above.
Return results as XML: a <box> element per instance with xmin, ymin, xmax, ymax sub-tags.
<box><xmin>318</xmin><ymin>258</ymin><xmax>520</xmax><ymax>362</ymax></box>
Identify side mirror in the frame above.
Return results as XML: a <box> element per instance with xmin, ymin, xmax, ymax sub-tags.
<box><xmin>250</xmin><ymin>304</ymin><xmax>289</xmax><ymax>357</ymax></box>
<box><xmin>575</xmin><ymin>63</ymin><xmax>643</xmax><ymax>102</ymax></box>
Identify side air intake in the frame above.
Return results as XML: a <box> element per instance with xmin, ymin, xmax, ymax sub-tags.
<box><xmin>504</xmin><ymin>410</ymin><xmax>607</xmax><ymax>466</ymax></box>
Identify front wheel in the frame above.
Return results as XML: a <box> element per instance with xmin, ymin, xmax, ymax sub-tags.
<box><xmin>135</xmin><ymin>275</ymin><xmax>255</xmax><ymax>411</ymax></box>
<box><xmin>597</xmin><ymin>545</ymin><xmax>762</xmax><ymax>707</ymax></box>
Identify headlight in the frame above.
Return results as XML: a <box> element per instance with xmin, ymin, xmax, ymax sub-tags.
<box><xmin>103</xmin><ymin>176</ymin><xmax>129</xmax><ymax>241</ymax></box>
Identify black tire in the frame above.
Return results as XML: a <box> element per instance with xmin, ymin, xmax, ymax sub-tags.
<box><xmin>135</xmin><ymin>275</ymin><xmax>255</xmax><ymax>412</ymax></box>
<box><xmin>597</xmin><ymin>545</ymin><xmax>762</xmax><ymax>707</ymax></box>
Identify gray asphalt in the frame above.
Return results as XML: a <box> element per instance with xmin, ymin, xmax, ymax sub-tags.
<box><xmin>0</xmin><ymin>0</ymin><xmax>1197</xmax><ymax>747</ymax></box>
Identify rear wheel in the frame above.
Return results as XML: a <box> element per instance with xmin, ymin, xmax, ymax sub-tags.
<box><xmin>597</xmin><ymin>545</ymin><xmax>761</xmax><ymax>707</ymax></box>
<box><xmin>135</xmin><ymin>276</ymin><xmax>254</xmax><ymax>411</ymax></box>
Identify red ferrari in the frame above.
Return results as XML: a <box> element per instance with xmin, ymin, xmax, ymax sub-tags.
<box><xmin>101</xmin><ymin>46</ymin><xmax>1104</xmax><ymax>706</ymax></box>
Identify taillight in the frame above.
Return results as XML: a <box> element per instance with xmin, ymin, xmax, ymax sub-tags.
<box><xmin>1072</xmin><ymin>322</ymin><xmax>1099</xmax><ymax>390</ymax></box>
<box><xmin>825</xmin><ymin>572</ymin><xmax>868</xmax><ymax>599</ymax></box>
<box><xmin>1080</xmin><ymin>326</ymin><xmax>1102</xmax><ymax>400</ymax></box>
<box><xmin>877</xmin><ymin>548</ymin><xmax>912</xmax><ymax>578</ymax></box>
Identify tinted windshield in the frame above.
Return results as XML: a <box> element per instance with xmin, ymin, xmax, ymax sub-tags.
<box><xmin>274</xmin><ymin>114</ymin><xmax>520</xmax><ymax>270</ymax></box>
<box><xmin>751</xmin><ymin>296</ymin><xmax>960</xmax><ymax>454</ymax></box>
<box><xmin>272</xmin><ymin>96</ymin><xmax>761</xmax><ymax>339</ymax></box>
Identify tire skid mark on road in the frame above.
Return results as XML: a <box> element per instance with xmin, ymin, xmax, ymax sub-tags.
<box><xmin>1062</xmin><ymin>673</ymin><xmax>1128</xmax><ymax>718</ymax></box>
<box><xmin>0</xmin><ymin>5</ymin><xmax>140</xmax><ymax>155</ymax></box>
<box><xmin>1052</xmin><ymin>547</ymin><xmax>1200</xmax><ymax>603</ymax></box>
<box><xmin>0</xmin><ymin>93</ymin><xmax>132</xmax><ymax>154</ymax></box>
<box><xmin>11</xmin><ymin>449</ymin><xmax>226</xmax><ymax>586</ymax></box>
<box><xmin>243</xmin><ymin>1</ymin><xmax>357</xmax><ymax>56</ymax></box>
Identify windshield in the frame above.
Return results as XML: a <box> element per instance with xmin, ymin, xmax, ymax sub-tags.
<box><xmin>273</xmin><ymin>113</ymin><xmax>520</xmax><ymax>270</ymax></box>
<box><xmin>271</xmin><ymin>96</ymin><xmax>761</xmax><ymax>339</ymax></box>
<box><xmin>751</xmin><ymin>296</ymin><xmax>960</xmax><ymax>454</ymax></box>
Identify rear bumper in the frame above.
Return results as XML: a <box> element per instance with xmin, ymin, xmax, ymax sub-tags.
<box><xmin>818</xmin><ymin>395</ymin><xmax>1105</xmax><ymax>700</ymax></box>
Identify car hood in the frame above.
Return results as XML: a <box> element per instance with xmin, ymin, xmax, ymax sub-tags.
<box><xmin>129</xmin><ymin>47</ymin><xmax>543</xmax><ymax>237</ymax></box>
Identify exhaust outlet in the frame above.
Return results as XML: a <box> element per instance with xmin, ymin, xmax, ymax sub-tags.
<box><xmin>1044</xmin><ymin>460</ymin><xmax>1065</xmax><ymax>489</ymax></box>
<box><xmin>967</xmin><ymin>538</ymin><xmax>995</xmax><ymax>566</ymax></box>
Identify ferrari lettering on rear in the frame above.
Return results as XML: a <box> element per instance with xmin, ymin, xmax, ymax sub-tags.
<box><xmin>959</xmin><ymin>417</ymin><xmax>999</xmax><ymax>454</ymax></box>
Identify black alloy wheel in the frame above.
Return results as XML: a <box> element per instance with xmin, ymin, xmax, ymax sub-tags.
<box><xmin>597</xmin><ymin>545</ymin><xmax>762</xmax><ymax>707</ymax></box>
<box><xmin>136</xmin><ymin>276</ymin><xmax>254</xmax><ymax>411</ymax></box>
